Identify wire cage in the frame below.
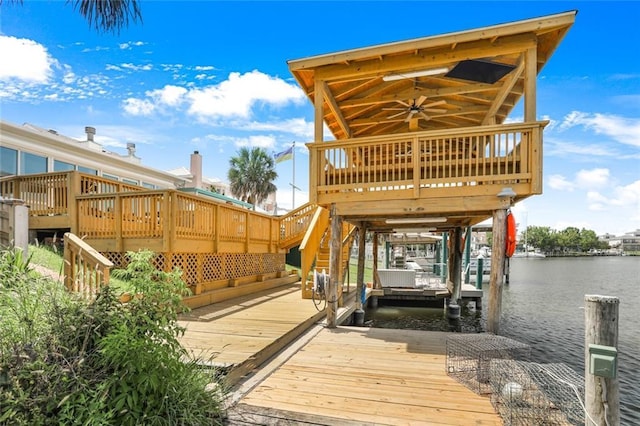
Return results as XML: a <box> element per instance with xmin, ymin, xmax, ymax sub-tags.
<box><xmin>490</xmin><ymin>359</ymin><xmax>585</xmax><ymax>426</ymax></box>
<box><xmin>446</xmin><ymin>334</ymin><xmax>531</xmax><ymax>394</ymax></box>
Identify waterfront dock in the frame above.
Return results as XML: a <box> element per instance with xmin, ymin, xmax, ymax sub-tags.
<box><xmin>179</xmin><ymin>283</ymin><xmax>501</xmax><ymax>425</ymax></box>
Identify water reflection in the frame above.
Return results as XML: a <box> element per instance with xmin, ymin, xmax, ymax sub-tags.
<box><xmin>364</xmin><ymin>302</ymin><xmax>484</xmax><ymax>333</ymax></box>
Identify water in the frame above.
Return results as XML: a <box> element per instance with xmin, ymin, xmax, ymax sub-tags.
<box><xmin>365</xmin><ymin>257</ymin><xmax>640</xmax><ymax>425</ymax></box>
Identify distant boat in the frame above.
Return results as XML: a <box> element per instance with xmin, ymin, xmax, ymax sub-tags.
<box><xmin>512</xmin><ymin>250</ymin><xmax>546</xmax><ymax>258</ymax></box>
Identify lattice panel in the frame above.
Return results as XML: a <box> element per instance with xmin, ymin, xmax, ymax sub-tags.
<box><xmin>167</xmin><ymin>253</ymin><xmax>200</xmax><ymax>286</ymax></box>
<box><xmin>202</xmin><ymin>254</ymin><xmax>224</xmax><ymax>281</ymax></box>
<box><xmin>102</xmin><ymin>251</ymin><xmax>285</xmax><ymax>286</ymax></box>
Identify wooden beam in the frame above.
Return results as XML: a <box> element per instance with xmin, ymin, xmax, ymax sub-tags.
<box><xmin>323</xmin><ymin>81</ymin><xmax>351</xmax><ymax>138</ymax></box>
<box><xmin>315</xmin><ymin>33</ymin><xmax>538</xmax><ymax>81</ymax></box>
<box><xmin>482</xmin><ymin>56</ymin><xmax>525</xmax><ymax>125</ymax></box>
<box><xmin>524</xmin><ymin>46</ymin><xmax>537</xmax><ymax>122</ymax></box>
<box><xmin>340</xmin><ymin>83</ymin><xmax>496</xmax><ymax>108</ymax></box>
<box><xmin>314</xmin><ymin>79</ymin><xmax>324</xmax><ymax>142</ymax></box>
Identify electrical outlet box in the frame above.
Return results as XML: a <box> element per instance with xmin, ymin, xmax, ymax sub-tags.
<box><xmin>589</xmin><ymin>344</ymin><xmax>617</xmax><ymax>379</ymax></box>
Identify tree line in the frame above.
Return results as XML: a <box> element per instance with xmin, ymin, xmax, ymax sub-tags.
<box><xmin>520</xmin><ymin>226</ymin><xmax>609</xmax><ymax>255</ymax></box>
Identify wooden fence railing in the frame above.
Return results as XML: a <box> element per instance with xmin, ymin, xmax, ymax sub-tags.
<box><xmin>308</xmin><ymin>121</ymin><xmax>546</xmax><ymax>204</ymax></box>
<box><xmin>63</xmin><ymin>232</ymin><xmax>113</xmax><ymax>299</ymax></box>
<box><xmin>77</xmin><ymin>190</ymin><xmax>280</xmax><ymax>254</ymax></box>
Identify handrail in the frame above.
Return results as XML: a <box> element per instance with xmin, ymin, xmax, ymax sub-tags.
<box><xmin>299</xmin><ymin>206</ymin><xmax>330</xmax><ymax>294</ymax></box>
<box><xmin>63</xmin><ymin>232</ymin><xmax>113</xmax><ymax>299</ymax></box>
<box><xmin>278</xmin><ymin>202</ymin><xmax>317</xmax><ymax>249</ymax></box>
<box><xmin>307</xmin><ymin>121</ymin><xmax>547</xmax><ymax>204</ymax></box>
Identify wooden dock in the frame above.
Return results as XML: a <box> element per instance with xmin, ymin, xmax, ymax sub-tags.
<box><xmin>230</xmin><ymin>326</ymin><xmax>501</xmax><ymax>425</ymax></box>
<box><xmin>179</xmin><ymin>284</ymin><xmax>502</xmax><ymax>425</ymax></box>
<box><xmin>178</xmin><ymin>283</ymin><xmax>326</xmax><ymax>385</ymax></box>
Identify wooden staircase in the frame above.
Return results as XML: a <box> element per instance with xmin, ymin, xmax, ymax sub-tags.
<box><xmin>300</xmin><ymin>208</ymin><xmax>356</xmax><ymax>300</ymax></box>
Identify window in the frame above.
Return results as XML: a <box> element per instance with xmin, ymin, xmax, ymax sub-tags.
<box><xmin>77</xmin><ymin>165</ymin><xmax>97</xmax><ymax>175</ymax></box>
<box><xmin>122</xmin><ymin>178</ymin><xmax>138</xmax><ymax>186</ymax></box>
<box><xmin>141</xmin><ymin>182</ymin><xmax>155</xmax><ymax>189</ymax></box>
<box><xmin>102</xmin><ymin>173</ymin><xmax>119</xmax><ymax>181</ymax></box>
<box><xmin>20</xmin><ymin>152</ymin><xmax>47</xmax><ymax>174</ymax></box>
<box><xmin>0</xmin><ymin>146</ymin><xmax>17</xmax><ymax>177</ymax></box>
<box><xmin>54</xmin><ymin>160</ymin><xmax>75</xmax><ymax>171</ymax></box>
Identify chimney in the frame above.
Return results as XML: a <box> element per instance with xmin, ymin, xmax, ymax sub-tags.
<box><xmin>85</xmin><ymin>126</ymin><xmax>96</xmax><ymax>142</ymax></box>
<box><xmin>190</xmin><ymin>150</ymin><xmax>203</xmax><ymax>189</ymax></box>
<box><xmin>126</xmin><ymin>142</ymin><xmax>136</xmax><ymax>156</ymax></box>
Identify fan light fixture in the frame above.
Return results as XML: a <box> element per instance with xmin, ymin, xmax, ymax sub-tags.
<box><xmin>382</xmin><ymin>67</ymin><xmax>450</xmax><ymax>82</ymax></box>
<box><xmin>385</xmin><ymin>217</ymin><xmax>447</xmax><ymax>224</ymax></box>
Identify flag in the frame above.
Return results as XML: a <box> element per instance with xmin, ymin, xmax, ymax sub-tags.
<box><xmin>274</xmin><ymin>145</ymin><xmax>293</xmax><ymax>164</ymax></box>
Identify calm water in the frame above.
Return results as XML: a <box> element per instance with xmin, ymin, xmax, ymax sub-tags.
<box><xmin>365</xmin><ymin>257</ymin><xmax>640</xmax><ymax>425</ymax></box>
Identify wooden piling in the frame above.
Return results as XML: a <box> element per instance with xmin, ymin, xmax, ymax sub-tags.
<box><xmin>327</xmin><ymin>205</ymin><xmax>342</xmax><ymax>328</ymax></box>
<box><xmin>584</xmin><ymin>295</ymin><xmax>619</xmax><ymax>425</ymax></box>
<box><xmin>487</xmin><ymin>209</ymin><xmax>507</xmax><ymax>334</ymax></box>
<box><xmin>356</xmin><ymin>224</ymin><xmax>366</xmax><ymax>311</ymax></box>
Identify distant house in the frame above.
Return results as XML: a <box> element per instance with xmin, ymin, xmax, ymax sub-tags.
<box><xmin>620</xmin><ymin>230</ymin><xmax>640</xmax><ymax>252</ymax></box>
<box><xmin>1</xmin><ymin>120</ymin><xmax>187</xmax><ymax>189</ymax></box>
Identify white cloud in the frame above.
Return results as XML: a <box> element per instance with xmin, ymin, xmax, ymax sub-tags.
<box><xmin>122</xmin><ymin>98</ymin><xmax>155</xmax><ymax>116</ymax></box>
<box><xmin>575</xmin><ymin>168</ymin><xmax>609</xmax><ymax>189</ymax></box>
<box><xmin>148</xmin><ymin>85</ymin><xmax>187</xmax><ymax>106</ymax></box>
<box><xmin>586</xmin><ymin>180</ymin><xmax>640</xmax><ymax>212</ymax></box>
<box><xmin>547</xmin><ymin>174</ymin><xmax>574</xmax><ymax>191</ymax></box>
<box><xmin>234</xmin><ymin>134</ymin><xmax>276</xmax><ymax>148</ymax></box>
<box><xmin>119</xmin><ymin>63</ymin><xmax>153</xmax><ymax>72</ymax></box>
<box><xmin>0</xmin><ymin>35</ymin><xmax>55</xmax><ymax>83</ymax></box>
<box><xmin>560</xmin><ymin>111</ymin><xmax>640</xmax><ymax>148</ymax></box>
<box><xmin>194</xmin><ymin>66</ymin><xmax>215</xmax><ymax>71</ymax></box>
<box><xmin>187</xmin><ymin>70</ymin><xmax>305</xmax><ymax>119</ymax></box>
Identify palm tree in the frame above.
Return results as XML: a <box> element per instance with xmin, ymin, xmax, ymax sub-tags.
<box><xmin>228</xmin><ymin>147</ymin><xmax>277</xmax><ymax>210</ymax></box>
<box><xmin>1</xmin><ymin>0</ymin><xmax>142</xmax><ymax>34</ymax></box>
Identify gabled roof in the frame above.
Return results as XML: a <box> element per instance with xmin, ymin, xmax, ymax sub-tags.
<box><xmin>288</xmin><ymin>11</ymin><xmax>576</xmax><ymax>139</ymax></box>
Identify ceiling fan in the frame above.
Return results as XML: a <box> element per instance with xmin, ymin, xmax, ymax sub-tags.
<box><xmin>383</xmin><ymin>96</ymin><xmax>447</xmax><ymax>122</ymax></box>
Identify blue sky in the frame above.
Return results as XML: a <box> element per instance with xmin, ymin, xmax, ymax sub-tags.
<box><xmin>1</xmin><ymin>1</ymin><xmax>639</xmax><ymax>235</ymax></box>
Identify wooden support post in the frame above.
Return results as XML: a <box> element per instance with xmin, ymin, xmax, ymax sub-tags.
<box><xmin>451</xmin><ymin>227</ymin><xmax>463</xmax><ymax>303</ymax></box>
<box><xmin>354</xmin><ymin>224</ymin><xmax>366</xmax><ymax>326</ymax></box>
<box><xmin>487</xmin><ymin>208</ymin><xmax>507</xmax><ymax>334</ymax></box>
<box><xmin>585</xmin><ymin>295</ymin><xmax>619</xmax><ymax>426</ymax></box>
<box><xmin>356</xmin><ymin>225</ymin><xmax>366</xmax><ymax>311</ymax></box>
<box><xmin>327</xmin><ymin>204</ymin><xmax>342</xmax><ymax>328</ymax></box>
<box><xmin>372</xmin><ymin>232</ymin><xmax>379</xmax><ymax>289</ymax></box>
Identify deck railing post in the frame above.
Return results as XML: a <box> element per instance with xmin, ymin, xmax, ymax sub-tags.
<box><xmin>584</xmin><ymin>295</ymin><xmax>619</xmax><ymax>425</ymax></box>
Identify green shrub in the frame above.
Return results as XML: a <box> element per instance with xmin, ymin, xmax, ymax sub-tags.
<box><xmin>0</xmin><ymin>249</ymin><xmax>226</xmax><ymax>425</ymax></box>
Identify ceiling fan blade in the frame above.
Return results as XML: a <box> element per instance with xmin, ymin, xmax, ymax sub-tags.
<box><xmin>404</xmin><ymin>113</ymin><xmax>414</xmax><ymax>123</ymax></box>
<box><xmin>422</xmin><ymin>108</ymin><xmax>447</xmax><ymax>114</ymax></box>
<box><xmin>423</xmin><ymin>100</ymin><xmax>446</xmax><ymax>108</ymax></box>
<box><xmin>387</xmin><ymin>111</ymin><xmax>407</xmax><ymax>119</ymax></box>
<box><xmin>393</xmin><ymin>100</ymin><xmax>411</xmax><ymax>107</ymax></box>
<box><xmin>382</xmin><ymin>108</ymin><xmax>407</xmax><ymax>111</ymax></box>
<box><xmin>419</xmin><ymin>112</ymin><xmax>431</xmax><ymax>121</ymax></box>
<box><xmin>415</xmin><ymin>96</ymin><xmax>427</xmax><ymax>107</ymax></box>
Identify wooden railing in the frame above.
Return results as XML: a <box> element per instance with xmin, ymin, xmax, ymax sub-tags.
<box><xmin>299</xmin><ymin>206</ymin><xmax>330</xmax><ymax>295</ymax></box>
<box><xmin>0</xmin><ymin>171</ymin><xmax>143</xmax><ymax>230</ymax></box>
<box><xmin>279</xmin><ymin>203</ymin><xmax>317</xmax><ymax>249</ymax></box>
<box><xmin>308</xmin><ymin>122</ymin><xmax>546</xmax><ymax>204</ymax></box>
<box><xmin>77</xmin><ymin>190</ymin><xmax>280</xmax><ymax>254</ymax></box>
<box><xmin>63</xmin><ymin>232</ymin><xmax>113</xmax><ymax>299</ymax></box>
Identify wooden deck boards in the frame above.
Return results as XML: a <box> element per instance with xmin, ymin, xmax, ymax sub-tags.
<box><xmin>179</xmin><ymin>284</ymin><xmax>501</xmax><ymax>424</ymax></box>
<box><xmin>178</xmin><ymin>284</ymin><xmax>326</xmax><ymax>378</ymax></box>
<box><xmin>234</xmin><ymin>327</ymin><xmax>502</xmax><ymax>425</ymax></box>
